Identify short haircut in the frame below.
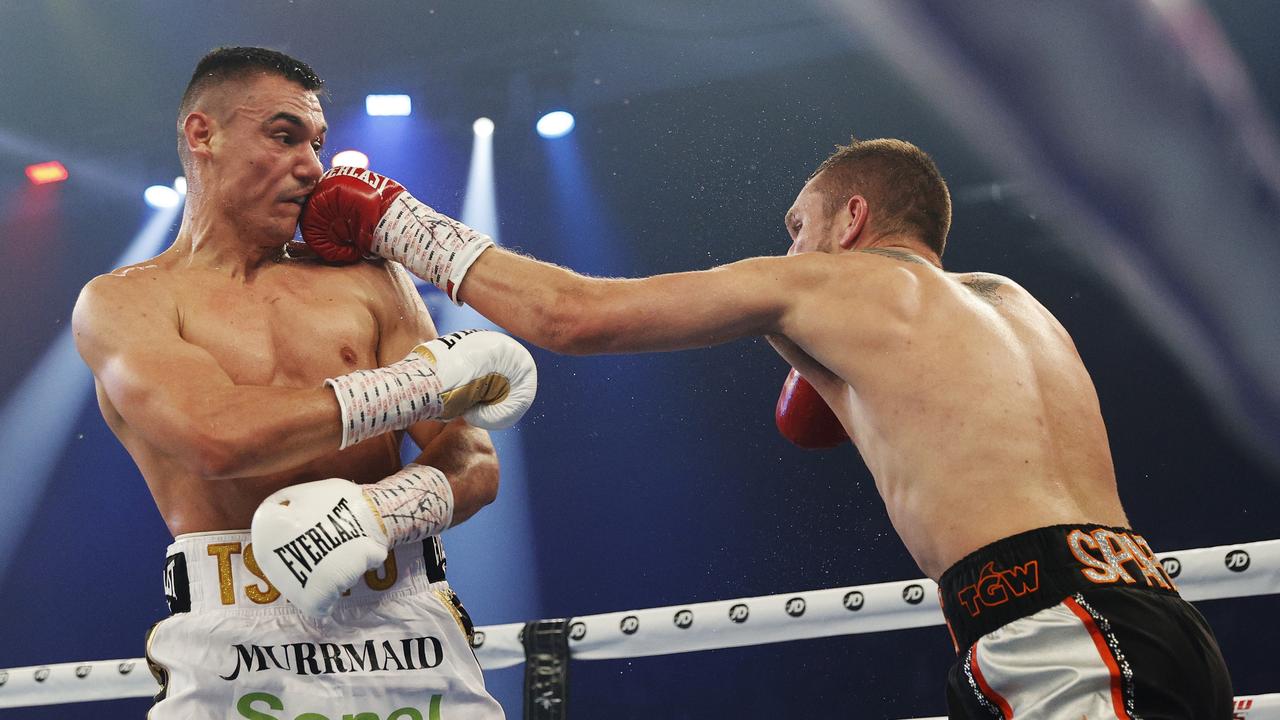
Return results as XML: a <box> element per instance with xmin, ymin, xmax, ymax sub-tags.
<box><xmin>176</xmin><ymin>46</ymin><xmax>324</xmax><ymax>168</ymax></box>
<box><xmin>810</xmin><ymin>137</ymin><xmax>951</xmax><ymax>257</ymax></box>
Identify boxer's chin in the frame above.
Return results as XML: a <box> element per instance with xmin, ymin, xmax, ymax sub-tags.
<box><xmin>267</xmin><ymin>211</ymin><xmax>302</xmax><ymax>242</ymax></box>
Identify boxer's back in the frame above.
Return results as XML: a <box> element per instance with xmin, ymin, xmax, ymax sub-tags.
<box><xmin>82</xmin><ymin>252</ymin><xmax>403</xmax><ymax>537</ymax></box>
<box><xmin>792</xmin><ymin>253</ymin><xmax>1128</xmax><ymax>578</ymax></box>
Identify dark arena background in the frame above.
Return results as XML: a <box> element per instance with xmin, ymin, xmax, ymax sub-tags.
<box><xmin>2</xmin><ymin>2</ymin><xmax>1279</xmax><ymax>718</ymax></box>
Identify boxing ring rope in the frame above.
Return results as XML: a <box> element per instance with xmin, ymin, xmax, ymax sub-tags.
<box><xmin>3</xmin><ymin>538</ymin><xmax>1278</xmax><ymax>715</ymax></box>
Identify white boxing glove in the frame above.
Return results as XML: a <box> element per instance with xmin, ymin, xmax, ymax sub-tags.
<box><xmin>423</xmin><ymin>329</ymin><xmax>538</xmax><ymax>430</ymax></box>
<box><xmin>326</xmin><ymin>329</ymin><xmax>538</xmax><ymax>450</ymax></box>
<box><xmin>252</xmin><ymin>465</ymin><xmax>457</xmax><ymax>617</ymax></box>
<box><xmin>251</xmin><ymin>478</ymin><xmax>390</xmax><ymax>617</ymax></box>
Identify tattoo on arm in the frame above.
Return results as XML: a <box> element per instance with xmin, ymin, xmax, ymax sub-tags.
<box><xmin>857</xmin><ymin>248</ymin><xmax>929</xmax><ymax>265</ymax></box>
<box><xmin>961</xmin><ymin>276</ymin><xmax>1004</xmax><ymax>305</ymax></box>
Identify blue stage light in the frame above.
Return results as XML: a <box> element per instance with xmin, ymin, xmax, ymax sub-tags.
<box><xmin>536</xmin><ymin>110</ymin><xmax>575</xmax><ymax>139</ymax></box>
<box><xmin>473</xmin><ymin>117</ymin><xmax>495</xmax><ymax>138</ymax></box>
<box><xmin>365</xmin><ymin>94</ymin><xmax>412</xmax><ymax>117</ymax></box>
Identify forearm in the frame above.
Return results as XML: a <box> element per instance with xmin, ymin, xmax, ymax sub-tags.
<box><xmin>458</xmin><ymin>248</ymin><xmax>676</xmax><ymax>354</ymax></box>
<box><xmin>459</xmin><ymin>248</ymin><xmax>789</xmax><ymax>355</ymax></box>
<box><xmin>457</xmin><ymin>248</ymin><xmax>589</xmax><ymax>353</ymax></box>
<box><xmin>176</xmin><ymin>385</ymin><xmax>343</xmax><ymax>479</ymax></box>
<box><xmin>409</xmin><ymin>419</ymin><xmax>499</xmax><ymax>526</ymax></box>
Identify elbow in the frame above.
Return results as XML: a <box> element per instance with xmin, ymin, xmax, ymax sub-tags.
<box><xmin>446</xmin><ymin>423</ymin><xmax>500</xmax><ymax>507</ymax></box>
<box><xmin>473</xmin><ymin>442</ymin><xmax>501</xmax><ymax>507</ymax></box>
<box><xmin>476</xmin><ymin>465</ymin><xmax>500</xmax><ymax>508</ymax></box>
<box><xmin>448</xmin><ymin>448</ymin><xmax>498</xmax><ymax>527</ymax></box>
<box><xmin>184</xmin><ymin>422</ymin><xmax>252</xmax><ymax>480</ymax></box>
<box><xmin>187</xmin><ymin>437</ymin><xmax>236</xmax><ymax>480</ymax></box>
<box><xmin>540</xmin><ymin>313</ymin><xmax>591</xmax><ymax>356</ymax></box>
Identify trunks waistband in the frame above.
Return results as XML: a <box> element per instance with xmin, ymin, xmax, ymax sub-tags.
<box><xmin>163</xmin><ymin>531</ymin><xmax>448</xmax><ymax>614</ymax></box>
<box><xmin>938</xmin><ymin>524</ymin><xmax>1179</xmax><ymax>653</ymax></box>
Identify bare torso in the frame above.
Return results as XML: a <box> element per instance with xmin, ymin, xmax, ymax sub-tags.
<box><xmin>92</xmin><ymin>249</ymin><xmax>409</xmax><ymax>536</ymax></box>
<box><xmin>776</xmin><ymin>252</ymin><xmax>1127</xmax><ymax>579</ymax></box>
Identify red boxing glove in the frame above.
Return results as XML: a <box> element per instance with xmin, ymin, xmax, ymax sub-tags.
<box><xmin>775</xmin><ymin>368</ymin><xmax>849</xmax><ymax>449</ymax></box>
<box><xmin>300</xmin><ymin>166</ymin><xmax>408</xmax><ymax>263</ymax></box>
<box><xmin>300</xmin><ymin>166</ymin><xmax>494</xmax><ymax>303</ymax></box>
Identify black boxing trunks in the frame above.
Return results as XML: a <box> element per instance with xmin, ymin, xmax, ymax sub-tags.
<box><xmin>939</xmin><ymin>524</ymin><xmax>1233</xmax><ymax>719</ymax></box>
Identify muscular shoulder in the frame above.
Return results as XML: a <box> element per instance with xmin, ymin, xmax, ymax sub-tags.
<box><xmin>772</xmin><ymin>251</ymin><xmax>928</xmax><ymax>342</ymax></box>
<box><xmin>73</xmin><ymin>263</ymin><xmax>180</xmax><ymax>369</ymax></box>
<box><xmin>74</xmin><ymin>263</ymin><xmax>176</xmax><ymax>332</ymax></box>
<box><xmin>817</xmin><ymin>250</ymin><xmax>929</xmax><ymax>309</ymax></box>
<box><xmin>342</xmin><ymin>259</ymin><xmax>424</xmax><ymax>316</ymax></box>
<box><xmin>949</xmin><ymin>270</ymin><xmax>1022</xmax><ymax>306</ymax></box>
<box><xmin>952</xmin><ymin>271</ymin><xmax>1073</xmax><ymax>335</ymax></box>
<box><xmin>778</xmin><ymin>249</ymin><xmax>922</xmax><ymax>284</ymax></box>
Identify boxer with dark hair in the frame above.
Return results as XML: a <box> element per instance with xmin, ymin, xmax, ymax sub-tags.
<box><xmin>302</xmin><ymin>137</ymin><xmax>1232</xmax><ymax>717</ymax></box>
<box><xmin>73</xmin><ymin>47</ymin><xmax>532</xmax><ymax>719</ymax></box>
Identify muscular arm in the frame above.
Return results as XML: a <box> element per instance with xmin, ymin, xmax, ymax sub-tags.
<box><xmin>377</xmin><ymin>262</ymin><xmax>499</xmax><ymax>523</ymax></box>
<box><xmin>457</xmin><ymin>247</ymin><xmax>823</xmax><ymax>355</ymax></box>
<box><xmin>73</xmin><ymin>274</ymin><xmax>344</xmax><ymax>479</ymax></box>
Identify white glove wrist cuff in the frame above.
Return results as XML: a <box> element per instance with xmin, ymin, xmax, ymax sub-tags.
<box><xmin>370</xmin><ymin>192</ymin><xmax>494</xmax><ymax>304</ymax></box>
<box><xmin>326</xmin><ymin>348</ymin><xmax>443</xmax><ymax>450</ymax></box>
<box><xmin>362</xmin><ymin>463</ymin><xmax>455</xmax><ymax>547</ymax></box>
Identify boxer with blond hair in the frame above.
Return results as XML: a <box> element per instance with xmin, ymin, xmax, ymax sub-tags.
<box><xmin>302</xmin><ymin>136</ymin><xmax>1232</xmax><ymax>717</ymax></box>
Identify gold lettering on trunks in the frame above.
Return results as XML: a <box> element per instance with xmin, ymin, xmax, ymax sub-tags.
<box><xmin>364</xmin><ymin>551</ymin><xmax>398</xmax><ymax>591</ymax></box>
<box><xmin>207</xmin><ymin>542</ymin><xmax>243</xmax><ymax>606</ymax></box>
<box><xmin>242</xmin><ymin>543</ymin><xmax>281</xmax><ymax>604</ymax></box>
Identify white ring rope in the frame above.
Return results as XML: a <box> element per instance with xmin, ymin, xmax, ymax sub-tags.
<box><xmin>2</xmin><ymin>538</ymin><xmax>1276</xmax><ymax>711</ymax></box>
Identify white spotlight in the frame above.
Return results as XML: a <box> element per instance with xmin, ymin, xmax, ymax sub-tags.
<box><xmin>365</xmin><ymin>94</ymin><xmax>412</xmax><ymax>117</ymax></box>
<box><xmin>173</xmin><ymin>176</ymin><xmax>187</xmax><ymax>195</ymax></box>
<box><xmin>144</xmin><ymin>185</ymin><xmax>181</xmax><ymax>209</ymax></box>
<box><xmin>536</xmin><ymin>110</ymin><xmax>575</xmax><ymax>139</ymax></box>
<box><xmin>331</xmin><ymin>150</ymin><xmax>370</xmax><ymax>169</ymax></box>
<box><xmin>473</xmin><ymin>117</ymin><xmax>495</xmax><ymax>138</ymax></box>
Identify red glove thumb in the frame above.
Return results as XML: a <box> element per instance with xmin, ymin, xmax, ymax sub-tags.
<box><xmin>775</xmin><ymin>368</ymin><xmax>849</xmax><ymax>449</ymax></box>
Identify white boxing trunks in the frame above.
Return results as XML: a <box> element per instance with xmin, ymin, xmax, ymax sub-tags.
<box><xmin>145</xmin><ymin>530</ymin><xmax>504</xmax><ymax>720</ymax></box>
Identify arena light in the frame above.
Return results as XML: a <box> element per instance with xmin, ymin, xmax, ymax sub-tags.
<box><xmin>173</xmin><ymin>176</ymin><xmax>187</xmax><ymax>195</ymax></box>
<box><xmin>473</xmin><ymin>117</ymin><xmax>495</xmax><ymax>138</ymax></box>
<box><xmin>144</xmin><ymin>185</ymin><xmax>181</xmax><ymax>209</ymax></box>
<box><xmin>25</xmin><ymin>161</ymin><xmax>68</xmax><ymax>185</ymax></box>
<box><xmin>365</xmin><ymin>94</ymin><xmax>412</xmax><ymax>117</ymax></box>
<box><xmin>536</xmin><ymin>110</ymin><xmax>575</xmax><ymax>139</ymax></box>
<box><xmin>330</xmin><ymin>149</ymin><xmax>370</xmax><ymax>169</ymax></box>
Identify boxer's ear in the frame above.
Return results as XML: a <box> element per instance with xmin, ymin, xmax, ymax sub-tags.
<box><xmin>183</xmin><ymin>111</ymin><xmax>214</xmax><ymax>162</ymax></box>
<box><xmin>838</xmin><ymin>195</ymin><xmax>868</xmax><ymax>251</ymax></box>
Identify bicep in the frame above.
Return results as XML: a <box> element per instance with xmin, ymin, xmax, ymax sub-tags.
<box><xmin>73</xmin><ymin>278</ymin><xmax>235</xmax><ymax>446</ymax></box>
